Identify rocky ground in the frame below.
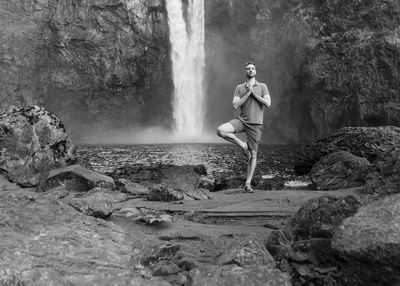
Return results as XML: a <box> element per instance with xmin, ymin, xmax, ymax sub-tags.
<box><xmin>1</xmin><ymin>106</ymin><xmax>400</xmax><ymax>285</ymax></box>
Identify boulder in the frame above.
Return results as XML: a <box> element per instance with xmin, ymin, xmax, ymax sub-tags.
<box><xmin>189</xmin><ymin>265</ymin><xmax>291</xmax><ymax>286</ymax></box>
<box><xmin>86</xmin><ymin>187</ymin><xmax>128</xmax><ymax>203</ymax></box>
<box><xmin>147</xmin><ymin>185</ymin><xmax>212</xmax><ymax>202</ymax></box>
<box><xmin>0</xmin><ymin>106</ymin><xmax>75</xmax><ymax>186</ymax></box>
<box><xmin>217</xmin><ymin>234</ymin><xmax>276</xmax><ymax>269</ymax></box>
<box><xmin>310</xmin><ymin>151</ymin><xmax>373</xmax><ymax>190</ymax></box>
<box><xmin>68</xmin><ymin>191</ymin><xmax>114</xmax><ymax>219</ymax></box>
<box><xmin>108</xmin><ymin>164</ymin><xmax>206</xmax><ymax>192</ymax></box>
<box><xmin>41</xmin><ymin>165</ymin><xmax>115</xmax><ymax>192</ymax></box>
<box><xmin>332</xmin><ymin>193</ymin><xmax>400</xmax><ymax>286</ymax></box>
<box><xmin>115</xmin><ymin>178</ymin><xmax>149</xmax><ymax>196</ymax></box>
<box><xmin>362</xmin><ymin>149</ymin><xmax>400</xmax><ymax>201</ymax></box>
<box><xmin>287</xmin><ymin>195</ymin><xmax>361</xmax><ymax>240</ymax></box>
<box><xmin>295</xmin><ymin>126</ymin><xmax>400</xmax><ymax>175</ymax></box>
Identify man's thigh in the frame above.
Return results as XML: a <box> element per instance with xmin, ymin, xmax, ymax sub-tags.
<box><xmin>228</xmin><ymin>119</ymin><xmax>245</xmax><ymax>133</ymax></box>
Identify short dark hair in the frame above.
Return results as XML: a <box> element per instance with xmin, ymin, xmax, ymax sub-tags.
<box><xmin>244</xmin><ymin>62</ymin><xmax>256</xmax><ymax>67</ymax></box>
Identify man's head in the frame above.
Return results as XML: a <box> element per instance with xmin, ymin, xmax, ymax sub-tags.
<box><xmin>244</xmin><ymin>62</ymin><xmax>256</xmax><ymax>79</ymax></box>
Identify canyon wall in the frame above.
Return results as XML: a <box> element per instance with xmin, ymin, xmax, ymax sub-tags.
<box><xmin>0</xmin><ymin>0</ymin><xmax>172</xmax><ymax>141</ymax></box>
<box><xmin>205</xmin><ymin>0</ymin><xmax>400</xmax><ymax>143</ymax></box>
<box><xmin>1</xmin><ymin>0</ymin><xmax>399</xmax><ymax>143</ymax></box>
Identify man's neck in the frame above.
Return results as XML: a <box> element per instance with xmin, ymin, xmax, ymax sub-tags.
<box><xmin>246</xmin><ymin>77</ymin><xmax>256</xmax><ymax>85</ymax></box>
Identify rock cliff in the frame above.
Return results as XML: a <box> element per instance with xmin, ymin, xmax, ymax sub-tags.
<box><xmin>1</xmin><ymin>0</ymin><xmax>399</xmax><ymax>143</ymax></box>
<box><xmin>205</xmin><ymin>0</ymin><xmax>400</xmax><ymax>143</ymax></box>
<box><xmin>0</xmin><ymin>0</ymin><xmax>172</xmax><ymax>141</ymax></box>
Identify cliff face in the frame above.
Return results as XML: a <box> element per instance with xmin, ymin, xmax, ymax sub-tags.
<box><xmin>2</xmin><ymin>0</ymin><xmax>399</xmax><ymax>143</ymax></box>
<box><xmin>0</xmin><ymin>0</ymin><xmax>172</xmax><ymax>141</ymax></box>
<box><xmin>205</xmin><ymin>0</ymin><xmax>400</xmax><ymax>143</ymax></box>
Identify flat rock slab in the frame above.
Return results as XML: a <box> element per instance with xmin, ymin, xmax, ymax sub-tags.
<box><xmin>41</xmin><ymin>164</ymin><xmax>115</xmax><ymax>192</ymax></box>
<box><xmin>0</xmin><ymin>189</ymin><xmax>170</xmax><ymax>286</ymax></box>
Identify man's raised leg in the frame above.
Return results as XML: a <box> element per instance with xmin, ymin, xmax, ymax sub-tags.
<box><xmin>217</xmin><ymin>123</ymin><xmax>247</xmax><ymax>150</ymax></box>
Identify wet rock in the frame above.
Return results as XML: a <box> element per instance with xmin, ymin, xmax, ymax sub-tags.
<box><xmin>69</xmin><ymin>191</ymin><xmax>113</xmax><ymax>218</ymax></box>
<box><xmin>310</xmin><ymin>151</ymin><xmax>373</xmax><ymax>190</ymax></box>
<box><xmin>115</xmin><ymin>178</ymin><xmax>149</xmax><ymax>196</ymax></box>
<box><xmin>0</xmin><ymin>105</ymin><xmax>75</xmax><ymax>186</ymax></box>
<box><xmin>147</xmin><ymin>185</ymin><xmax>212</xmax><ymax>202</ymax></box>
<box><xmin>189</xmin><ymin>264</ymin><xmax>292</xmax><ymax>286</ymax></box>
<box><xmin>332</xmin><ymin>193</ymin><xmax>400</xmax><ymax>286</ymax></box>
<box><xmin>0</xmin><ymin>190</ymin><xmax>163</xmax><ymax>285</ymax></box>
<box><xmin>287</xmin><ymin>195</ymin><xmax>361</xmax><ymax>240</ymax></box>
<box><xmin>41</xmin><ymin>165</ymin><xmax>115</xmax><ymax>192</ymax></box>
<box><xmin>362</xmin><ymin>149</ymin><xmax>400</xmax><ymax>201</ymax></box>
<box><xmin>217</xmin><ymin>234</ymin><xmax>276</xmax><ymax>269</ymax></box>
<box><xmin>295</xmin><ymin>126</ymin><xmax>400</xmax><ymax>175</ymax></box>
<box><xmin>152</xmin><ymin>261</ymin><xmax>181</xmax><ymax>276</ymax></box>
<box><xmin>108</xmin><ymin>164</ymin><xmax>206</xmax><ymax>192</ymax></box>
<box><xmin>139</xmin><ymin>244</ymin><xmax>182</xmax><ymax>266</ymax></box>
<box><xmin>41</xmin><ymin>186</ymin><xmax>70</xmax><ymax>200</ymax></box>
<box><xmin>86</xmin><ymin>187</ymin><xmax>128</xmax><ymax>203</ymax></box>
<box><xmin>198</xmin><ymin>176</ymin><xmax>215</xmax><ymax>191</ymax></box>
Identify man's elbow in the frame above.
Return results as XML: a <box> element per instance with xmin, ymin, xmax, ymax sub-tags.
<box><xmin>232</xmin><ymin>103</ymin><xmax>239</xmax><ymax>110</ymax></box>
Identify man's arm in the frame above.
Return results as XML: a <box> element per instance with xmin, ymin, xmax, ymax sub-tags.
<box><xmin>251</xmin><ymin>84</ymin><xmax>271</xmax><ymax>108</ymax></box>
<box><xmin>232</xmin><ymin>87</ymin><xmax>252</xmax><ymax>110</ymax></box>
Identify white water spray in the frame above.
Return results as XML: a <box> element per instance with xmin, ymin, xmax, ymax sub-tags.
<box><xmin>166</xmin><ymin>0</ymin><xmax>205</xmax><ymax>140</ymax></box>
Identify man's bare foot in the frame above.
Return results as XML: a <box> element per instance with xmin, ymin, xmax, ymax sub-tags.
<box><xmin>242</xmin><ymin>142</ymin><xmax>251</xmax><ymax>161</ymax></box>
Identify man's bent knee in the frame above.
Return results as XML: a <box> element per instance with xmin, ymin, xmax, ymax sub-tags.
<box><xmin>217</xmin><ymin>123</ymin><xmax>235</xmax><ymax>138</ymax></box>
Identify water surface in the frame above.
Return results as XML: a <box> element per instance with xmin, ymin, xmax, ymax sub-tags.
<box><xmin>76</xmin><ymin>143</ymin><xmax>303</xmax><ymax>180</ymax></box>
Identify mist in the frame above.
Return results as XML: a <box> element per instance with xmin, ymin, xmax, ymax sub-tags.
<box><xmin>74</xmin><ymin>126</ymin><xmax>222</xmax><ymax>145</ymax></box>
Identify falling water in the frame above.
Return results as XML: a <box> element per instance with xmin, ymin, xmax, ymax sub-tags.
<box><xmin>166</xmin><ymin>0</ymin><xmax>205</xmax><ymax>139</ymax></box>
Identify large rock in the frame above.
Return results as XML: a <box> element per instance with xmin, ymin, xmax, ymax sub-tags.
<box><xmin>295</xmin><ymin>126</ymin><xmax>400</xmax><ymax>174</ymax></box>
<box><xmin>287</xmin><ymin>195</ymin><xmax>361</xmax><ymax>240</ymax></box>
<box><xmin>362</xmin><ymin>149</ymin><xmax>400</xmax><ymax>201</ymax></box>
<box><xmin>0</xmin><ymin>105</ymin><xmax>75</xmax><ymax>186</ymax></box>
<box><xmin>189</xmin><ymin>264</ymin><xmax>291</xmax><ymax>286</ymax></box>
<box><xmin>332</xmin><ymin>193</ymin><xmax>400</xmax><ymax>286</ymax></box>
<box><xmin>68</xmin><ymin>188</ymin><xmax>128</xmax><ymax>219</ymax></box>
<box><xmin>310</xmin><ymin>151</ymin><xmax>373</xmax><ymax>190</ymax></box>
<box><xmin>0</xmin><ymin>189</ymin><xmax>170</xmax><ymax>285</ymax></box>
<box><xmin>108</xmin><ymin>164</ymin><xmax>206</xmax><ymax>192</ymax></box>
<box><xmin>41</xmin><ymin>165</ymin><xmax>115</xmax><ymax>192</ymax></box>
<box><xmin>217</xmin><ymin>234</ymin><xmax>276</xmax><ymax>269</ymax></box>
<box><xmin>147</xmin><ymin>185</ymin><xmax>212</xmax><ymax>202</ymax></box>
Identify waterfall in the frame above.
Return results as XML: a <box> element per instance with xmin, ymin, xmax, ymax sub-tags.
<box><xmin>166</xmin><ymin>0</ymin><xmax>205</xmax><ymax>139</ymax></box>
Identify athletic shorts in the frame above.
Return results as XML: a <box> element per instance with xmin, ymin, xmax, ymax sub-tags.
<box><xmin>228</xmin><ymin>118</ymin><xmax>263</xmax><ymax>151</ymax></box>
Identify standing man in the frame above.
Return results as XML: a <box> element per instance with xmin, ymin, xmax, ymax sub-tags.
<box><xmin>217</xmin><ymin>62</ymin><xmax>271</xmax><ymax>193</ymax></box>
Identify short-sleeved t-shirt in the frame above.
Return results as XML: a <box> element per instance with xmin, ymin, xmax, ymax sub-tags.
<box><xmin>233</xmin><ymin>80</ymin><xmax>269</xmax><ymax>125</ymax></box>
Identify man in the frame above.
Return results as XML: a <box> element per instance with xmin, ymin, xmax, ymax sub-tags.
<box><xmin>216</xmin><ymin>62</ymin><xmax>271</xmax><ymax>193</ymax></box>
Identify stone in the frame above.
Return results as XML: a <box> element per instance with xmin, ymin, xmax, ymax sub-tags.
<box><xmin>362</xmin><ymin>149</ymin><xmax>400</xmax><ymax>201</ymax></box>
<box><xmin>310</xmin><ymin>151</ymin><xmax>373</xmax><ymax>190</ymax></box>
<box><xmin>41</xmin><ymin>165</ymin><xmax>115</xmax><ymax>192</ymax></box>
<box><xmin>198</xmin><ymin>176</ymin><xmax>216</xmax><ymax>191</ymax></box>
<box><xmin>147</xmin><ymin>185</ymin><xmax>212</xmax><ymax>202</ymax></box>
<box><xmin>86</xmin><ymin>187</ymin><xmax>128</xmax><ymax>203</ymax></box>
<box><xmin>217</xmin><ymin>234</ymin><xmax>276</xmax><ymax>269</ymax></box>
<box><xmin>332</xmin><ymin>193</ymin><xmax>400</xmax><ymax>286</ymax></box>
<box><xmin>115</xmin><ymin>178</ymin><xmax>149</xmax><ymax>195</ymax></box>
<box><xmin>152</xmin><ymin>261</ymin><xmax>181</xmax><ymax>276</ymax></box>
<box><xmin>189</xmin><ymin>264</ymin><xmax>292</xmax><ymax>286</ymax></box>
<box><xmin>108</xmin><ymin>164</ymin><xmax>206</xmax><ymax>192</ymax></box>
<box><xmin>287</xmin><ymin>195</ymin><xmax>361</xmax><ymax>240</ymax></box>
<box><xmin>0</xmin><ymin>106</ymin><xmax>75</xmax><ymax>186</ymax></box>
<box><xmin>0</xmin><ymin>189</ymin><xmax>170</xmax><ymax>285</ymax></box>
<box><xmin>68</xmin><ymin>191</ymin><xmax>114</xmax><ymax>219</ymax></box>
<box><xmin>295</xmin><ymin>126</ymin><xmax>400</xmax><ymax>175</ymax></box>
